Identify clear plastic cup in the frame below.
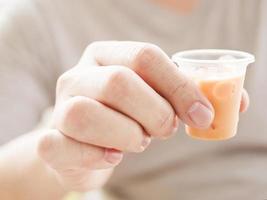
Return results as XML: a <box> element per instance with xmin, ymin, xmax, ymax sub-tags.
<box><xmin>172</xmin><ymin>49</ymin><xmax>255</xmax><ymax>140</ymax></box>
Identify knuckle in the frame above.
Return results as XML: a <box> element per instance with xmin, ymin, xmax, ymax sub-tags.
<box><xmin>84</xmin><ymin>42</ymin><xmax>98</xmax><ymax>56</ymax></box>
<box><xmin>155</xmin><ymin>108</ymin><xmax>175</xmax><ymax>136</ymax></box>
<box><xmin>86</xmin><ymin>41</ymin><xmax>99</xmax><ymax>51</ymax></box>
<box><xmin>38</xmin><ymin>132</ymin><xmax>56</xmax><ymax>161</ymax></box>
<box><xmin>108</xmin><ymin>67</ymin><xmax>134</xmax><ymax>85</ymax></box>
<box><xmin>57</xmin><ymin>97</ymin><xmax>92</xmax><ymax>136</ymax></box>
<box><xmin>56</xmin><ymin>70</ymin><xmax>75</xmax><ymax>97</ymax></box>
<box><xmin>133</xmin><ymin>43</ymin><xmax>162</xmax><ymax>72</ymax></box>
<box><xmin>102</xmin><ymin>67</ymin><xmax>134</xmax><ymax>100</ymax></box>
<box><xmin>169</xmin><ymin>77</ymin><xmax>190</xmax><ymax>99</ymax></box>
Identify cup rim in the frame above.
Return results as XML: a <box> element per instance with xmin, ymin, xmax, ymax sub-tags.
<box><xmin>172</xmin><ymin>49</ymin><xmax>255</xmax><ymax>65</ymax></box>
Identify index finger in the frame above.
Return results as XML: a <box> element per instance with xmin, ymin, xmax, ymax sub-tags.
<box><xmin>85</xmin><ymin>41</ymin><xmax>214</xmax><ymax>129</ymax></box>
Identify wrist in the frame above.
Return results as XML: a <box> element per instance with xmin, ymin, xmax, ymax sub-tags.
<box><xmin>0</xmin><ymin>130</ymin><xmax>67</xmax><ymax>200</ymax></box>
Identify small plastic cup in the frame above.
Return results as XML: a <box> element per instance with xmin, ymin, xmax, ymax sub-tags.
<box><xmin>172</xmin><ymin>49</ymin><xmax>255</xmax><ymax>140</ymax></box>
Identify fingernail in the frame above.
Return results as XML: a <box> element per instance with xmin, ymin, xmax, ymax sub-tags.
<box><xmin>140</xmin><ymin>135</ymin><xmax>151</xmax><ymax>151</ymax></box>
<box><xmin>173</xmin><ymin>116</ymin><xmax>179</xmax><ymax>130</ymax></box>
<box><xmin>105</xmin><ymin>149</ymin><xmax>123</xmax><ymax>164</ymax></box>
<box><xmin>160</xmin><ymin>116</ymin><xmax>179</xmax><ymax>139</ymax></box>
<box><xmin>187</xmin><ymin>102</ymin><xmax>214</xmax><ymax>128</ymax></box>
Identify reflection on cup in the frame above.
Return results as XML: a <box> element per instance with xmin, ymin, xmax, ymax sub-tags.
<box><xmin>172</xmin><ymin>49</ymin><xmax>255</xmax><ymax>140</ymax></box>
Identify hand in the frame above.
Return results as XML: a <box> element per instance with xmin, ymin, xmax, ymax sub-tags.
<box><xmin>37</xmin><ymin>41</ymin><xmax>249</xmax><ymax>192</ymax></box>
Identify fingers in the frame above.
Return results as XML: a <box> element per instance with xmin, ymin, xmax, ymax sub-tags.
<box><xmin>38</xmin><ymin>129</ymin><xmax>123</xmax><ymax>171</ymax></box>
<box><xmin>57</xmin><ymin>66</ymin><xmax>178</xmax><ymax>138</ymax></box>
<box><xmin>86</xmin><ymin>41</ymin><xmax>214</xmax><ymax>129</ymax></box>
<box><xmin>54</xmin><ymin>96</ymin><xmax>151</xmax><ymax>152</ymax></box>
<box><xmin>240</xmin><ymin>88</ymin><xmax>249</xmax><ymax>113</ymax></box>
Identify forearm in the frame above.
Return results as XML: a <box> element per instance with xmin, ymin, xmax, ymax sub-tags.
<box><xmin>0</xmin><ymin>131</ymin><xmax>67</xmax><ymax>200</ymax></box>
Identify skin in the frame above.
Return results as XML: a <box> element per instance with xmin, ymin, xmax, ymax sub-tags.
<box><xmin>0</xmin><ymin>1</ymin><xmax>249</xmax><ymax>200</ymax></box>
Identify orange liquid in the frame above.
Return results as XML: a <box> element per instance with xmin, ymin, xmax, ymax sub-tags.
<box><xmin>187</xmin><ymin>75</ymin><xmax>245</xmax><ymax>140</ymax></box>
